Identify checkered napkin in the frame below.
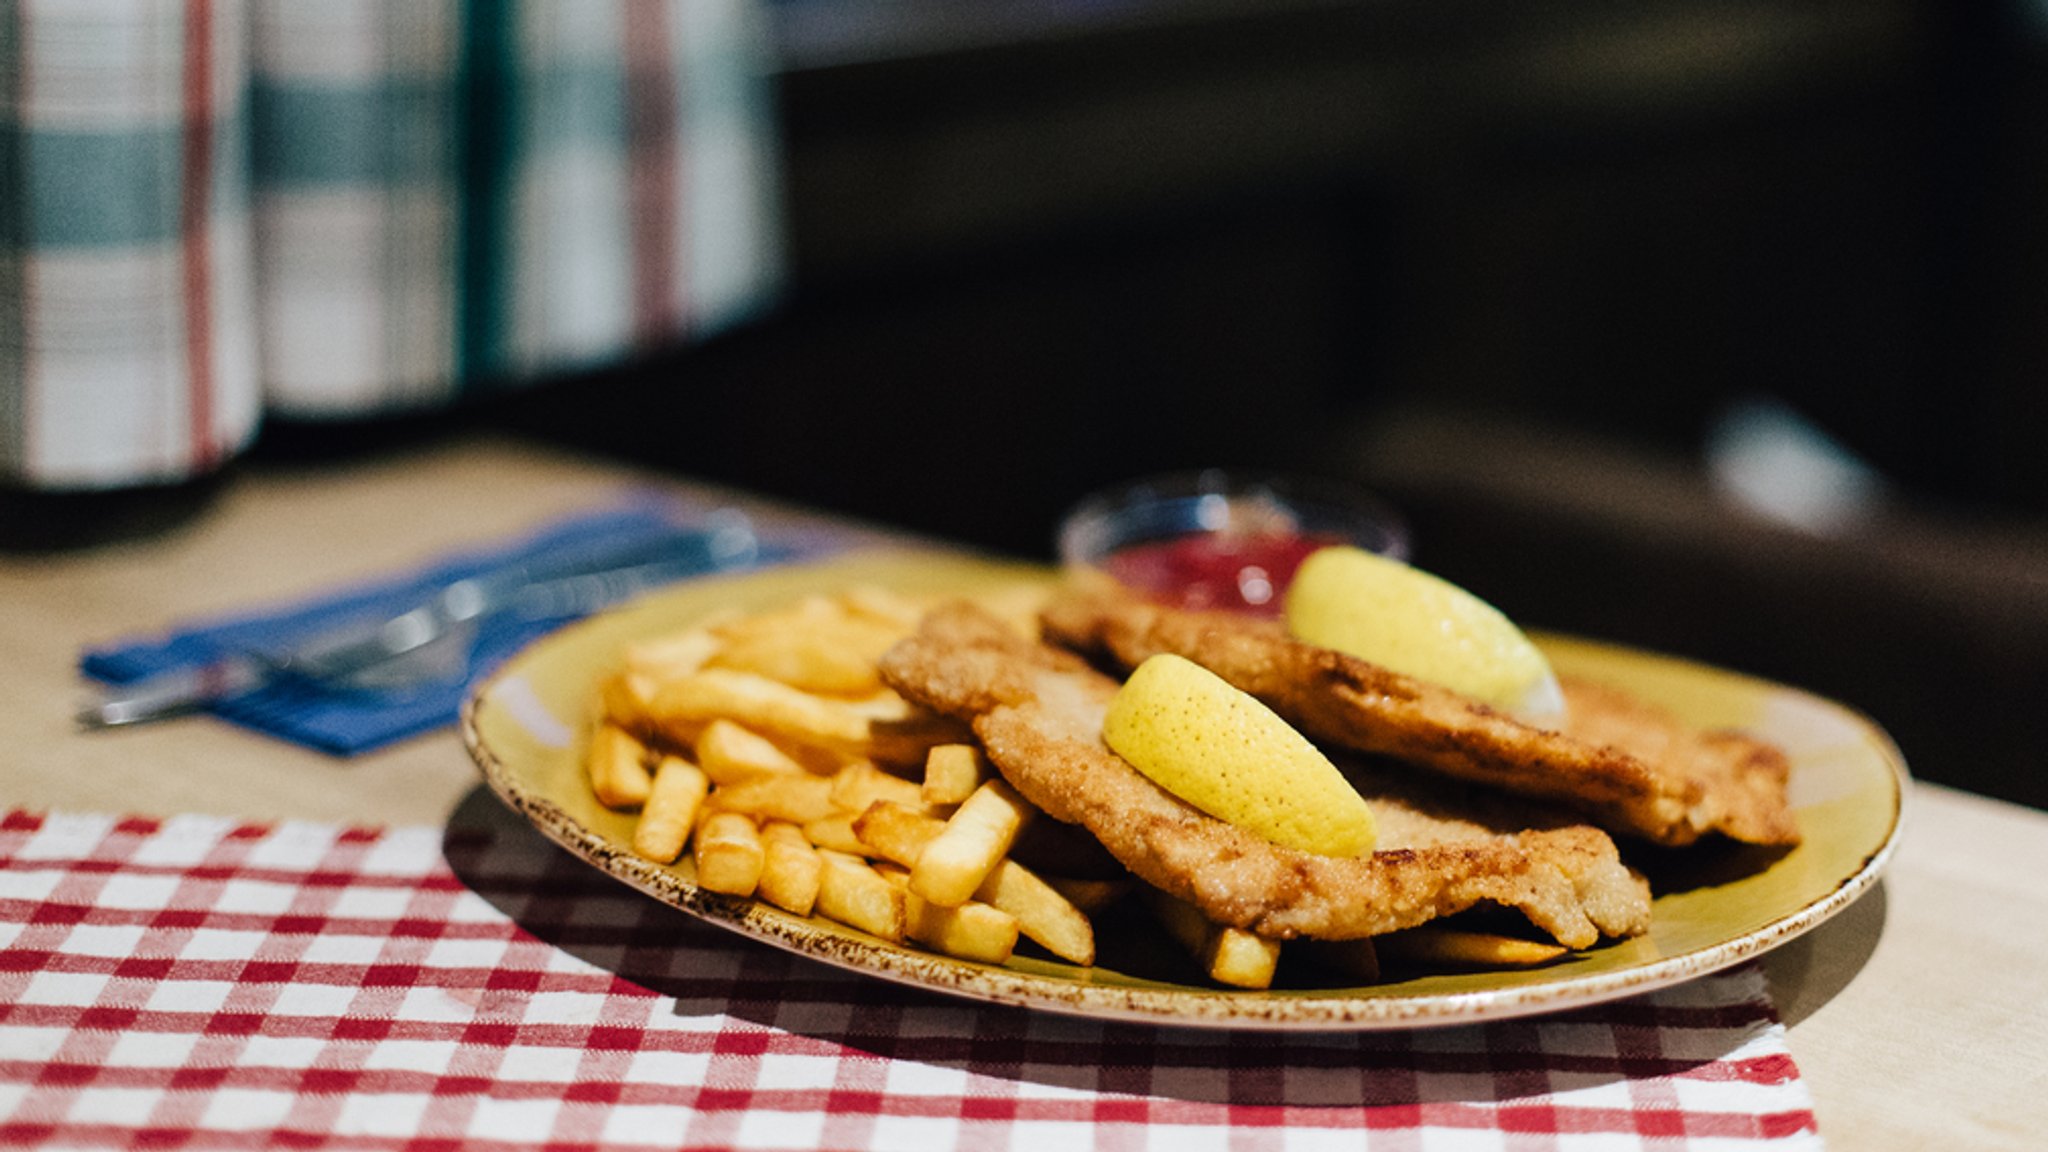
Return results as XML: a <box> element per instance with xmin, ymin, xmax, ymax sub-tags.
<box><xmin>79</xmin><ymin>500</ymin><xmax>820</xmax><ymax>756</ymax></box>
<box><xmin>0</xmin><ymin>808</ymin><xmax>1822</xmax><ymax>1151</ymax></box>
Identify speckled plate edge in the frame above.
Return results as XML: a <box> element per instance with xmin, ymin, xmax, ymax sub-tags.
<box><xmin>461</xmin><ymin>550</ymin><xmax>1909</xmax><ymax>1031</ymax></box>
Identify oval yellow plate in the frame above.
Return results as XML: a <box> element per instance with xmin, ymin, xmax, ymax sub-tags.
<box><xmin>462</xmin><ymin>550</ymin><xmax>1907</xmax><ymax>1030</ymax></box>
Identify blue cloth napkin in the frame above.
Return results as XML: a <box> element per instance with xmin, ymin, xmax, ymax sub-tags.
<box><xmin>81</xmin><ymin>499</ymin><xmax>825</xmax><ymax>755</ymax></box>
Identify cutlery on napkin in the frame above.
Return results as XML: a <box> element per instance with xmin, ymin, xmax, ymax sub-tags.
<box><xmin>77</xmin><ymin>501</ymin><xmax>809</xmax><ymax>754</ymax></box>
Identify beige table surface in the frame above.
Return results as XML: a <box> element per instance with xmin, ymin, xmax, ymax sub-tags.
<box><xmin>5</xmin><ymin>433</ymin><xmax>2044</xmax><ymax>1150</ymax></box>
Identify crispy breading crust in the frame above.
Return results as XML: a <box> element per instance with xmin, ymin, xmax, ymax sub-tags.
<box><xmin>879</xmin><ymin>603</ymin><xmax>1651</xmax><ymax>949</ymax></box>
<box><xmin>1039</xmin><ymin>583</ymin><xmax>1800</xmax><ymax>848</ymax></box>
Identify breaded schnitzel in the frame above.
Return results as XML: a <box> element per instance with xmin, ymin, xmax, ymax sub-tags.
<box><xmin>879</xmin><ymin>603</ymin><xmax>1651</xmax><ymax>949</ymax></box>
<box><xmin>1040</xmin><ymin>583</ymin><xmax>1800</xmax><ymax>848</ymax></box>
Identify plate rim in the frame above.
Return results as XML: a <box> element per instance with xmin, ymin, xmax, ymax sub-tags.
<box><xmin>460</xmin><ymin>553</ymin><xmax>1909</xmax><ymax>1031</ymax></box>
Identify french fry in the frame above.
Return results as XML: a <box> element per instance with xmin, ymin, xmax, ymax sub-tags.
<box><xmin>830</xmin><ymin>760</ymin><xmax>930</xmax><ymax>814</ymax></box>
<box><xmin>970</xmin><ymin>853</ymin><xmax>1096</xmax><ymax>966</ymax></box>
<box><xmin>709</xmin><ymin>611</ymin><xmax>901</xmax><ymax>697</ymax></box>
<box><xmin>704</xmin><ymin>595</ymin><xmax>838</xmax><ymax>644</ymax></box>
<box><xmin>875</xmin><ymin>864</ymin><xmax>1019</xmax><ymax>965</ymax></box>
<box><xmin>801</xmin><ymin>813</ymin><xmax>868</xmax><ymax>855</ymax></box>
<box><xmin>1376</xmin><ymin>927</ymin><xmax>1569</xmax><ymax>970</ymax></box>
<box><xmin>815</xmin><ymin>850</ymin><xmax>907</xmax><ymax>943</ymax></box>
<box><xmin>849</xmin><ymin>800</ymin><xmax>942</xmax><ymax>868</ymax></box>
<box><xmin>694</xmin><ymin>811</ymin><xmax>765</xmax><ymax>897</ymax></box>
<box><xmin>705</xmin><ymin>771</ymin><xmax>839</xmax><ymax>825</ymax></box>
<box><xmin>1205</xmin><ymin>928</ymin><xmax>1284</xmax><ymax>991</ymax></box>
<box><xmin>909</xmin><ymin>779</ymin><xmax>1034</xmax><ymax>908</ymax></box>
<box><xmin>693</xmin><ymin>718</ymin><xmax>810</xmax><ymax>784</ymax></box>
<box><xmin>586</xmin><ymin>722</ymin><xmax>654</xmax><ymax>809</ymax></box>
<box><xmin>836</xmin><ymin>585</ymin><xmax>925</xmax><ymax>629</ymax></box>
<box><xmin>756</xmin><ymin>821</ymin><xmax>822</xmax><ymax>916</ymax></box>
<box><xmin>597</xmin><ymin>670</ymin><xmax>661</xmax><ymax>740</ymax></box>
<box><xmin>614</xmin><ymin>620</ymin><xmax>731</xmax><ymax>746</ymax></box>
<box><xmin>854</xmin><ymin>802</ymin><xmax>1094</xmax><ymax>965</ymax></box>
<box><xmin>843</xmin><ymin>691</ymin><xmax>974</xmax><ymax>767</ymax></box>
<box><xmin>649</xmin><ymin>669</ymin><xmax>883</xmax><ymax>759</ymax></box>
<box><xmin>921</xmin><ymin>744</ymin><xmax>992</xmax><ymax>807</ymax></box>
<box><xmin>631</xmin><ymin>755</ymin><xmax>711</xmax><ymax>863</ymax></box>
<box><xmin>1146</xmin><ymin>890</ymin><xmax>1281</xmax><ymax>990</ymax></box>
<box><xmin>623</xmin><ymin>615</ymin><xmax>733</xmax><ymax>680</ymax></box>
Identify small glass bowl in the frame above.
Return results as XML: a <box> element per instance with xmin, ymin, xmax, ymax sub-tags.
<box><xmin>1056</xmin><ymin>470</ymin><xmax>1409</xmax><ymax>615</ymax></box>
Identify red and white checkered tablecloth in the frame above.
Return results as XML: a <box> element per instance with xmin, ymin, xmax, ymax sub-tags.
<box><xmin>0</xmin><ymin>808</ymin><xmax>1822</xmax><ymax>1151</ymax></box>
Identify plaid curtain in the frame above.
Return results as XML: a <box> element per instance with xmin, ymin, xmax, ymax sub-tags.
<box><xmin>0</xmin><ymin>0</ymin><xmax>782</xmax><ymax>488</ymax></box>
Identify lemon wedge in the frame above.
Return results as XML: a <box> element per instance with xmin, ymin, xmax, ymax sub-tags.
<box><xmin>1284</xmin><ymin>545</ymin><xmax>1564</xmax><ymax>722</ymax></box>
<box><xmin>1102</xmin><ymin>653</ymin><xmax>1376</xmax><ymax>857</ymax></box>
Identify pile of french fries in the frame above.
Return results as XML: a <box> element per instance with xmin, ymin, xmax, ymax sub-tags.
<box><xmin>586</xmin><ymin>588</ymin><xmax>1105</xmax><ymax>972</ymax></box>
<box><xmin>586</xmin><ymin>586</ymin><xmax>1572</xmax><ymax>990</ymax></box>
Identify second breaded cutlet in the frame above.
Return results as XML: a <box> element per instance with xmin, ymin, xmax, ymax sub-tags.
<box><xmin>1039</xmin><ymin>582</ymin><xmax>1800</xmax><ymax>848</ymax></box>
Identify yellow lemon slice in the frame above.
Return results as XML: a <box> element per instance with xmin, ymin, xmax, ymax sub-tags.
<box><xmin>1102</xmin><ymin>653</ymin><xmax>1376</xmax><ymax>857</ymax></box>
<box><xmin>1284</xmin><ymin>545</ymin><xmax>1564</xmax><ymax>721</ymax></box>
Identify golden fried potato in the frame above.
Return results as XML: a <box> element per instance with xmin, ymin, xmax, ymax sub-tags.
<box><xmin>586</xmin><ymin>722</ymin><xmax>654</xmax><ymax>810</ymax></box>
<box><xmin>909</xmin><ymin>778</ymin><xmax>1033</xmax><ymax>909</ymax></box>
<box><xmin>631</xmin><ymin>755</ymin><xmax>710</xmax><ymax>863</ymax></box>
<box><xmin>1146</xmin><ymin>890</ymin><xmax>1281</xmax><ymax>990</ymax></box>
<box><xmin>1376</xmin><ymin>927</ymin><xmax>1568</xmax><ymax>970</ymax></box>
<box><xmin>757</xmin><ymin>820</ymin><xmax>823</xmax><ymax>917</ymax></box>
<box><xmin>921</xmin><ymin>743</ymin><xmax>992</xmax><ymax>807</ymax></box>
<box><xmin>829</xmin><ymin>760</ymin><xmax>931</xmax><ymax>815</ymax></box>
<box><xmin>693</xmin><ymin>718</ymin><xmax>812</xmax><ymax>785</ymax></box>
<box><xmin>815</xmin><ymin>850</ymin><xmax>907</xmax><ymax>943</ymax></box>
<box><xmin>705</xmin><ymin>772</ymin><xmax>838</xmax><ymax>826</ymax></box>
<box><xmin>800</xmin><ymin>813</ymin><xmax>868</xmax><ymax>855</ymax></box>
<box><xmin>694</xmin><ymin>811</ymin><xmax>765</xmax><ymax>897</ymax></box>
<box><xmin>709</xmin><ymin>608</ymin><xmax>903</xmax><ymax>696</ymax></box>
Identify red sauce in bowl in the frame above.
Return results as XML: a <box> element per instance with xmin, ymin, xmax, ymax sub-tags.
<box><xmin>1101</xmin><ymin>532</ymin><xmax>1338</xmax><ymax>616</ymax></box>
